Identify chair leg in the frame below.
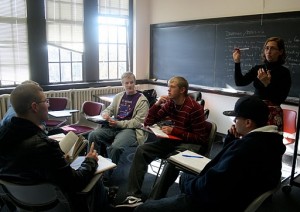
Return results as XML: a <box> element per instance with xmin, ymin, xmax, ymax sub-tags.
<box><xmin>152</xmin><ymin>159</ymin><xmax>166</xmax><ymax>188</ymax></box>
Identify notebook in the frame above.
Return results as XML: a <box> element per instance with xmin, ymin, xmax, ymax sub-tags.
<box><xmin>168</xmin><ymin>150</ymin><xmax>210</xmax><ymax>174</ymax></box>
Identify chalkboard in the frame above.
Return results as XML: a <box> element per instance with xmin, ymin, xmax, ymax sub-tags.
<box><xmin>150</xmin><ymin>12</ymin><xmax>300</xmax><ymax>98</ymax></box>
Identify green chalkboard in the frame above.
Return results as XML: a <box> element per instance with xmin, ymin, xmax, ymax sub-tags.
<box><xmin>150</xmin><ymin>12</ymin><xmax>300</xmax><ymax>98</ymax></box>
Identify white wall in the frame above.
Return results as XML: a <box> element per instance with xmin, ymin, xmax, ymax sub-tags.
<box><xmin>134</xmin><ymin>0</ymin><xmax>300</xmax><ymax>133</ymax></box>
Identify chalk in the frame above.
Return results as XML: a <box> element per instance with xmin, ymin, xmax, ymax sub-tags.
<box><xmin>238</xmin><ymin>47</ymin><xmax>249</xmax><ymax>51</ymax></box>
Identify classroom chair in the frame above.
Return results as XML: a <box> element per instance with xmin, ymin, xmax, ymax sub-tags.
<box><xmin>0</xmin><ymin>179</ymin><xmax>71</xmax><ymax>211</ymax></box>
<box><xmin>152</xmin><ymin>120</ymin><xmax>217</xmax><ymax>187</ymax></box>
<box><xmin>45</xmin><ymin>97</ymin><xmax>69</xmax><ymax>130</ymax></box>
<box><xmin>62</xmin><ymin>101</ymin><xmax>104</xmax><ymax>136</ymax></box>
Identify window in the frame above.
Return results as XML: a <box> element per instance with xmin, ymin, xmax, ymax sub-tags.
<box><xmin>98</xmin><ymin>0</ymin><xmax>130</xmax><ymax>80</ymax></box>
<box><xmin>45</xmin><ymin>0</ymin><xmax>84</xmax><ymax>83</ymax></box>
<box><xmin>0</xmin><ymin>0</ymin><xmax>29</xmax><ymax>86</ymax></box>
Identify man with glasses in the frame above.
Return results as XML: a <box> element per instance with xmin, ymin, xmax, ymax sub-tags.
<box><xmin>232</xmin><ymin>37</ymin><xmax>291</xmax><ymax>131</ymax></box>
<box><xmin>0</xmin><ymin>83</ymin><xmax>109</xmax><ymax>211</ymax></box>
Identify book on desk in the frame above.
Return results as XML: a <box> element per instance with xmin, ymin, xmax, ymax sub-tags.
<box><xmin>168</xmin><ymin>150</ymin><xmax>211</xmax><ymax>175</ymax></box>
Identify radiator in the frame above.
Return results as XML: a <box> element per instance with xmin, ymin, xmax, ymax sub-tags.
<box><xmin>0</xmin><ymin>94</ymin><xmax>10</xmax><ymax>120</ymax></box>
<box><xmin>0</xmin><ymin>85</ymin><xmax>143</xmax><ymax>124</ymax></box>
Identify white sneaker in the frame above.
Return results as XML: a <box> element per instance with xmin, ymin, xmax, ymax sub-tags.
<box><xmin>115</xmin><ymin>196</ymin><xmax>143</xmax><ymax>208</ymax></box>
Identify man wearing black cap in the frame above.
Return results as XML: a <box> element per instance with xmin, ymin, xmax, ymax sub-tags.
<box><xmin>134</xmin><ymin>96</ymin><xmax>286</xmax><ymax>212</ymax></box>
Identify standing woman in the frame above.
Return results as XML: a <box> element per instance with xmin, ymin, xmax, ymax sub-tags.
<box><xmin>232</xmin><ymin>37</ymin><xmax>291</xmax><ymax>131</ymax></box>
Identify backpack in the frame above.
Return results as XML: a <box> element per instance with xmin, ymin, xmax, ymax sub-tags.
<box><xmin>138</xmin><ymin>89</ymin><xmax>157</xmax><ymax>107</ymax></box>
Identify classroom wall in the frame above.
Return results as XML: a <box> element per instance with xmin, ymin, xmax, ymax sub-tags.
<box><xmin>134</xmin><ymin>0</ymin><xmax>300</xmax><ymax>133</ymax></box>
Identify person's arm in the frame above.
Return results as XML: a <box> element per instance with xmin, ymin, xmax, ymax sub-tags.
<box><xmin>144</xmin><ymin>96</ymin><xmax>171</xmax><ymax>126</ymax></box>
<box><xmin>43</xmin><ymin>138</ymin><xmax>98</xmax><ymax>192</ymax></box>
<box><xmin>234</xmin><ymin>63</ymin><xmax>258</xmax><ymax>86</ymax></box>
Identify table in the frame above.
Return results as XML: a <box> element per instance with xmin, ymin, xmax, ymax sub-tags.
<box><xmin>48</xmin><ymin>109</ymin><xmax>79</xmax><ymax>118</ymax></box>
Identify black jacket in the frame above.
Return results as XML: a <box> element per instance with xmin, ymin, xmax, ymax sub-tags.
<box><xmin>0</xmin><ymin>117</ymin><xmax>97</xmax><ymax>192</ymax></box>
<box><xmin>234</xmin><ymin>61</ymin><xmax>291</xmax><ymax>105</ymax></box>
<box><xmin>180</xmin><ymin>126</ymin><xmax>286</xmax><ymax>212</ymax></box>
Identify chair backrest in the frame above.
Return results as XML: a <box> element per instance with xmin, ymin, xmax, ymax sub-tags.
<box><xmin>283</xmin><ymin>109</ymin><xmax>297</xmax><ymax>144</ymax></box>
<box><xmin>48</xmin><ymin>97</ymin><xmax>68</xmax><ymax>111</ymax></box>
<box><xmin>205</xmin><ymin>121</ymin><xmax>217</xmax><ymax>157</ymax></box>
<box><xmin>188</xmin><ymin>91</ymin><xmax>209</xmax><ymax>119</ymax></box>
<box><xmin>188</xmin><ymin>91</ymin><xmax>202</xmax><ymax>102</ymax></box>
<box><xmin>0</xmin><ymin>179</ymin><xmax>71</xmax><ymax>211</ymax></box>
<box><xmin>244</xmin><ymin>182</ymin><xmax>280</xmax><ymax>212</ymax></box>
<box><xmin>177</xmin><ymin>121</ymin><xmax>217</xmax><ymax>157</ymax></box>
<box><xmin>82</xmin><ymin>101</ymin><xmax>104</xmax><ymax>116</ymax></box>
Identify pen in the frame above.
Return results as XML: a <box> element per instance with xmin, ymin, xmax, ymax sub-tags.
<box><xmin>182</xmin><ymin>154</ymin><xmax>203</xmax><ymax>158</ymax></box>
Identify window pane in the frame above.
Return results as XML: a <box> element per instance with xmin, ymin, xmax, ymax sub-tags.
<box><xmin>109</xmin><ymin>44</ymin><xmax>117</xmax><ymax>61</ymax></box>
<box><xmin>48</xmin><ymin>45</ymin><xmax>60</xmax><ymax>62</ymax></box>
<box><xmin>108</xmin><ymin>62</ymin><xmax>117</xmax><ymax>79</ymax></box>
<box><xmin>72</xmin><ymin>62</ymin><xmax>82</xmax><ymax>81</ymax></box>
<box><xmin>118</xmin><ymin>44</ymin><xmax>126</xmax><ymax>61</ymax></box>
<box><xmin>118</xmin><ymin>62</ymin><xmax>126</xmax><ymax>75</ymax></box>
<box><xmin>72</xmin><ymin>52</ymin><xmax>82</xmax><ymax>62</ymax></box>
<box><xmin>99</xmin><ymin>44</ymin><xmax>108</xmax><ymax>61</ymax></box>
<box><xmin>61</xmin><ymin>63</ymin><xmax>72</xmax><ymax>82</ymax></box>
<box><xmin>49</xmin><ymin>63</ymin><xmax>60</xmax><ymax>83</ymax></box>
<box><xmin>108</xmin><ymin>26</ymin><xmax>118</xmax><ymax>43</ymax></box>
<box><xmin>99</xmin><ymin>61</ymin><xmax>108</xmax><ymax>79</ymax></box>
<box><xmin>60</xmin><ymin>49</ymin><xmax>71</xmax><ymax>62</ymax></box>
<box><xmin>118</xmin><ymin>26</ymin><xmax>126</xmax><ymax>43</ymax></box>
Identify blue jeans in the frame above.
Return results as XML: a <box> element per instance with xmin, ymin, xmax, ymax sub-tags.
<box><xmin>88</xmin><ymin>127</ymin><xmax>136</xmax><ymax>164</ymax></box>
<box><xmin>134</xmin><ymin>194</ymin><xmax>197</xmax><ymax>212</ymax></box>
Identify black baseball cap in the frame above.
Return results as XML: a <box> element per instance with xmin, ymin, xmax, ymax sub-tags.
<box><xmin>223</xmin><ymin>96</ymin><xmax>269</xmax><ymax>126</ymax></box>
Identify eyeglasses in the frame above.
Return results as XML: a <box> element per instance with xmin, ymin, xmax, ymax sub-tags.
<box><xmin>37</xmin><ymin>98</ymin><xmax>49</xmax><ymax>105</ymax></box>
<box><xmin>264</xmin><ymin>46</ymin><xmax>279</xmax><ymax>52</ymax></box>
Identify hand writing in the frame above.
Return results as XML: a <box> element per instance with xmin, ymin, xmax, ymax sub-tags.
<box><xmin>86</xmin><ymin>142</ymin><xmax>99</xmax><ymax>161</ymax></box>
<box><xmin>161</xmin><ymin>126</ymin><xmax>173</xmax><ymax>135</ymax></box>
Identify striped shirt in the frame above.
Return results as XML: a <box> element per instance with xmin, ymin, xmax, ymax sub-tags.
<box><xmin>144</xmin><ymin>96</ymin><xmax>207</xmax><ymax>144</ymax></box>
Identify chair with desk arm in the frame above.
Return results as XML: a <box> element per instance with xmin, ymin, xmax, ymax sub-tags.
<box><xmin>150</xmin><ymin>91</ymin><xmax>212</xmax><ymax>182</ymax></box>
<box><xmin>62</xmin><ymin>101</ymin><xmax>104</xmax><ymax>136</ymax></box>
<box><xmin>0</xmin><ymin>179</ymin><xmax>71</xmax><ymax>211</ymax></box>
<box><xmin>152</xmin><ymin>120</ymin><xmax>217</xmax><ymax>187</ymax></box>
<box><xmin>45</xmin><ymin>97</ymin><xmax>69</xmax><ymax>131</ymax></box>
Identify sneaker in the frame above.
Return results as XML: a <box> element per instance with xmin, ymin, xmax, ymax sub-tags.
<box><xmin>115</xmin><ymin>196</ymin><xmax>143</xmax><ymax>208</ymax></box>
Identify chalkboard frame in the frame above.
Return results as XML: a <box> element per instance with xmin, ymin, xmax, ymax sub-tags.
<box><xmin>150</xmin><ymin>11</ymin><xmax>300</xmax><ymax>104</ymax></box>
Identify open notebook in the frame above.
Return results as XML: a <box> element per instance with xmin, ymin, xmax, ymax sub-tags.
<box><xmin>70</xmin><ymin>155</ymin><xmax>116</xmax><ymax>175</ymax></box>
<box><xmin>168</xmin><ymin>150</ymin><xmax>211</xmax><ymax>174</ymax></box>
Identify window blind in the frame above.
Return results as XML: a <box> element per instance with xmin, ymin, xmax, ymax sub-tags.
<box><xmin>46</xmin><ymin>0</ymin><xmax>84</xmax><ymax>52</ymax></box>
<box><xmin>0</xmin><ymin>0</ymin><xmax>29</xmax><ymax>86</ymax></box>
<box><xmin>98</xmin><ymin>0</ymin><xmax>129</xmax><ymax>16</ymax></box>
